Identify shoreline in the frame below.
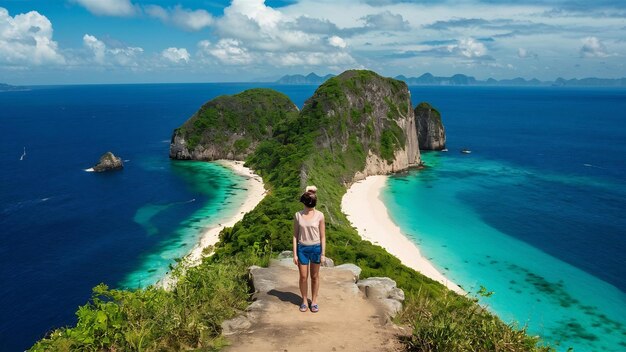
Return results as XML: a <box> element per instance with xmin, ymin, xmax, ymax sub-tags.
<box><xmin>341</xmin><ymin>175</ymin><xmax>464</xmax><ymax>294</ymax></box>
<box><xmin>158</xmin><ymin>159</ymin><xmax>266</xmax><ymax>289</ymax></box>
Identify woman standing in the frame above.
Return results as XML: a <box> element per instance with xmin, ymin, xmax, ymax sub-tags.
<box><xmin>293</xmin><ymin>186</ymin><xmax>326</xmax><ymax>313</ymax></box>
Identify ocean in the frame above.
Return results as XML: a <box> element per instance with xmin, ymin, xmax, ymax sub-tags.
<box><xmin>1</xmin><ymin>83</ymin><xmax>624</xmax><ymax>351</ymax></box>
<box><xmin>385</xmin><ymin>86</ymin><xmax>626</xmax><ymax>351</ymax></box>
<box><xmin>0</xmin><ymin>83</ymin><xmax>316</xmax><ymax>351</ymax></box>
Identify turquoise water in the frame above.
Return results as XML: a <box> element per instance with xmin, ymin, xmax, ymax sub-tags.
<box><xmin>121</xmin><ymin>160</ymin><xmax>249</xmax><ymax>288</ymax></box>
<box><xmin>383</xmin><ymin>152</ymin><xmax>626</xmax><ymax>351</ymax></box>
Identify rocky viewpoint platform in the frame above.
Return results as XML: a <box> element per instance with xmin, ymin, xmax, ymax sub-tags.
<box><xmin>222</xmin><ymin>252</ymin><xmax>409</xmax><ymax>352</ymax></box>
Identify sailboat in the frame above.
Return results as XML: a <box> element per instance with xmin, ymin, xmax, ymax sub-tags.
<box><xmin>20</xmin><ymin>147</ymin><xmax>26</xmax><ymax>160</ymax></box>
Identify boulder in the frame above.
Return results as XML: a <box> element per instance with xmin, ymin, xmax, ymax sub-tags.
<box><xmin>92</xmin><ymin>152</ymin><xmax>123</xmax><ymax>172</ymax></box>
<box><xmin>357</xmin><ymin>277</ymin><xmax>405</xmax><ymax>319</ymax></box>
<box><xmin>335</xmin><ymin>263</ymin><xmax>362</xmax><ymax>282</ymax></box>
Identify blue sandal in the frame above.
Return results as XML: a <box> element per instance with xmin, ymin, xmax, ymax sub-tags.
<box><xmin>310</xmin><ymin>304</ymin><xmax>319</xmax><ymax>313</ymax></box>
<box><xmin>299</xmin><ymin>304</ymin><xmax>308</xmax><ymax>312</ymax></box>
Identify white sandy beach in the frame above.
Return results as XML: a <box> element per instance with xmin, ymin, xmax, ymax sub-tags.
<box><xmin>342</xmin><ymin>176</ymin><xmax>464</xmax><ymax>294</ymax></box>
<box><xmin>158</xmin><ymin>160</ymin><xmax>266</xmax><ymax>289</ymax></box>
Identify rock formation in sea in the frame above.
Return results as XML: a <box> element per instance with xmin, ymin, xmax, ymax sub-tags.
<box><xmin>169</xmin><ymin>88</ymin><xmax>299</xmax><ymax>161</ymax></box>
<box><xmin>170</xmin><ymin>70</ymin><xmax>420</xmax><ymax>183</ymax></box>
<box><xmin>414</xmin><ymin>102</ymin><xmax>446</xmax><ymax>150</ymax></box>
<box><xmin>92</xmin><ymin>152</ymin><xmax>123</xmax><ymax>172</ymax></box>
<box><xmin>299</xmin><ymin>70</ymin><xmax>420</xmax><ymax>183</ymax></box>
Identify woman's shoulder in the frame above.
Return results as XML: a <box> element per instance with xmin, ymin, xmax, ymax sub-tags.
<box><xmin>315</xmin><ymin>209</ymin><xmax>325</xmax><ymax>219</ymax></box>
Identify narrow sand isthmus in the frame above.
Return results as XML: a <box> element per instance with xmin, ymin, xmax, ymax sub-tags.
<box><xmin>342</xmin><ymin>176</ymin><xmax>464</xmax><ymax>294</ymax></box>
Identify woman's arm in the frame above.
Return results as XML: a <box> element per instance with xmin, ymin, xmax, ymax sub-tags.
<box><xmin>293</xmin><ymin>214</ymin><xmax>299</xmax><ymax>266</ymax></box>
<box><xmin>320</xmin><ymin>213</ymin><xmax>326</xmax><ymax>263</ymax></box>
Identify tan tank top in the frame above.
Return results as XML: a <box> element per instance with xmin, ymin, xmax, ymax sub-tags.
<box><xmin>294</xmin><ymin>210</ymin><xmax>324</xmax><ymax>245</ymax></box>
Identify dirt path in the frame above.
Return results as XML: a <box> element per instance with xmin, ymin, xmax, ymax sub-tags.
<box><xmin>223</xmin><ymin>256</ymin><xmax>408</xmax><ymax>352</ymax></box>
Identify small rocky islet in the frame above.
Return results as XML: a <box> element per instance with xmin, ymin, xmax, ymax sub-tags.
<box><xmin>91</xmin><ymin>151</ymin><xmax>123</xmax><ymax>172</ymax></box>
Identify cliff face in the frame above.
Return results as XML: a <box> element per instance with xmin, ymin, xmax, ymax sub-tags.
<box><xmin>414</xmin><ymin>102</ymin><xmax>446</xmax><ymax>150</ymax></box>
<box><xmin>300</xmin><ymin>70</ymin><xmax>420</xmax><ymax>183</ymax></box>
<box><xmin>169</xmin><ymin>88</ymin><xmax>298</xmax><ymax>161</ymax></box>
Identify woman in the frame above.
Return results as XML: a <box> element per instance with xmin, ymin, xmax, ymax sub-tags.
<box><xmin>293</xmin><ymin>185</ymin><xmax>326</xmax><ymax>313</ymax></box>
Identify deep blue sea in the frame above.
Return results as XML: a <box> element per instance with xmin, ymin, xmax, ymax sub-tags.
<box><xmin>1</xmin><ymin>84</ymin><xmax>624</xmax><ymax>351</ymax></box>
<box><xmin>0</xmin><ymin>83</ymin><xmax>316</xmax><ymax>351</ymax></box>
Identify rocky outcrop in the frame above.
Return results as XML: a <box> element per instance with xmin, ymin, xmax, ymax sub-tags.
<box><xmin>222</xmin><ymin>254</ymin><xmax>408</xmax><ymax>351</ymax></box>
<box><xmin>300</xmin><ymin>70</ymin><xmax>420</xmax><ymax>184</ymax></box>
<box><xmin>92</xmin><ymin>152</ymin><xmax>123</xmax><ymax>172</ymax></box>
<box><xmin>415</xmin><ymin>102</ymin><xmax>446</xmax><ymax>150</ymax></box>
<box><xmin>357</xmin><ymin>277</ymin><xmax>405</xmax><ymax>317</ymax></box>
<box><xmin>169</xmin><ymin>88</ymin><xmax>298</xmax><ymax>161</ymax></box>
<box><xmin>170</xmin><ymin>70</ymin><xmax>425</xmax><ymax>183</ymax></box>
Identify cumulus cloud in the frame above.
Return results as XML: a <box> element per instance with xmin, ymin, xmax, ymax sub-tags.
<box><xmin>270</xmin><ymin>51</ymin><xmax>355</xmax><ymax>66</ymax></box>
<box><xmin>162</xmin><ymin>47</ymin><xmax>190</xmax><ymax>63</ymax></box>
<box><xmin>454</xmin><ymin>38</ymin><xmax>488</xmax><ymax>58</ymax></box>
<box><xmin>387</xmin><ymin>37</ymin><xmax>491</xmax><ymax>61</ymax></box>
<box><xmin>362</xmin><ymin>11</ymin><xmax>410</xmax><ymax>31</ymax></box>
<box><xmin>83</xmin><ymin>34</ymin><xmax>106</xmax><ymax>63</ymax></box>
<box><xmin>145</xmin><ymin>5</ymin><xmax>213</xmax><ymax>31</ymax></box>
<box><xmin>580</xmin><ymin>36</ymin><xmax>609</xmax><ymax>58</ymax></box>
<box><xmin>200</xmin><ymin>39</ymin><xmax>253</xmax><ymax>65</ymax></box>
<box><xmin>73</xmin><ymin>0</ymin><xmax>135</xmax><ymax>17</ymax></box>
<box><xmin>83</xmin><ymin>33</ymin><xmax>143</xmax><ymax>66</ymax></box>
<box><xmin>328</xmin><ymin>36</ymin><xmax>347</xmax><ymax>48</ymax></box>
<box><xmin>0</xmin><ymin>8</ymin><xmax>65</xmax><ymax>65</ymax></box>
<box><xmin>205</xmin><ymin>0</ymin><xmax>355</xmax><ymax>67</ymax></box>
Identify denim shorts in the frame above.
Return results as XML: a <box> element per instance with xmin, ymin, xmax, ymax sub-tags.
<box><xmin>297</xmin><ymin>243</ymin><xmax>321</xmax><ymax>265</ymax></box>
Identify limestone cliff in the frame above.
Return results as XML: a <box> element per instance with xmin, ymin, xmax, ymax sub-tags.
<box><xmin>169</xmin><ymin>89</ymin><xmax>298</xmax><ymax>161</ymax></box>
<box><xmin>414</xmin><ymin>102</ymin><xmax>446</xmax><ymax>150</ymax></box>
<box><xmin>299</xmin><ymin>70</ymin><xmax>420</xmax><ymax>183</ymax></box>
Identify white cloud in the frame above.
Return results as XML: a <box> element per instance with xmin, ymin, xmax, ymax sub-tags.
<box><xmin>362</xmin><ymin>11</ymin><xmax>410</xmax><ymax>31</ymax></box>
<box><xmin>0</xmin><ymin>8</ymin><xmax>65</xmax><ymax>65</ymax></box>
<box><xmin>145</xmin><ymin>5</ymin><xmax>213</xmax><ymax>31</ymax></box>
<box><xmin>580</xmin><ymin>36</ymin><xmax>609</xmax><ymax>58</ymax></box>
<box><xmin>83</xmin><ymin>34</ymin><xmax>106</xmax><ymax>63</ymax></box>
<box><xmin>207</xmin><ymin>0</ymin><xmax>355</xmax><ymax>67</ymax></box>
<box><xmin>73</xmin><ymin>0</ymin><xmax>135</xmax><ymax>17</ymax></box>
<box><xmin>328</xmin><ymin>36</ymin><xmax>347</xmax><ymax>48</ymax></box>
<box><xmin>517</xmin><ymin>47</ymin><xmax>538</xmax><ymax>59</ymax></box>
<box><xmin>203</xmin><ymin>39</ymin><xmax>253</xmax><ymax>65</ymax></box>
<box><xmin>83</xmin><ymin>33</ymin><xmax>143</xmax><ymax>66</ymax></box>
<box><xmin>454</xmin><ymin>38</ymin><xmax>487</xmax><ymax>58</ymax></box>
<box><xmin>270</xmin><ymin>51</ymin><xmax>355</xmax><ymax>66</ymax></box>
<box><xmin>162</xmin><ymin>47</ymin><xmax>190</xmax><ymax>63</ymax></box>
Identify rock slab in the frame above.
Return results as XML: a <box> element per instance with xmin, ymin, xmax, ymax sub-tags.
<box><xmin>222</xmin><ymin>257</ymin><xmax>408</xmax><ymax>352</ymax></box>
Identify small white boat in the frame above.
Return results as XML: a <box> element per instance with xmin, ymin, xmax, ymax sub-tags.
<box><xmin>461</xmin><ymin>149</ymin><xmax>472</xmax><ymax>154</ymax></box>
<box><xmin>441</xmin><ymin>148</ymin><xmax>449</xmax><ymax>152</ymax></box>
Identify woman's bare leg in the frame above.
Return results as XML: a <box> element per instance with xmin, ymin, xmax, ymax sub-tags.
<box><xmin>298</xmin><ymin>263</ymin><xmax>309</xmax><ymax>305</ymax></box>
<box><xmin>310</xmin><ymin>262</ymin><xmax>321</xmax><ymax>305</ymax></box>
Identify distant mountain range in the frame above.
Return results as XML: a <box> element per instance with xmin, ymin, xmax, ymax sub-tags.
<box><xmin>275</xmin><ymin>73</ymin><xmax>336</xmax><ymax>85</ymax></box>
<box><xmin>275</xmin><ymin>73</ymin><xmax>626</xmax><ymax>87</ymax></box>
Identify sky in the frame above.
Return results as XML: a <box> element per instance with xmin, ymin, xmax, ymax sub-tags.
<box><xmin>0</xmin><ymin>0</ymin><xmax>625</xmax><ymax>84</ymax></box>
